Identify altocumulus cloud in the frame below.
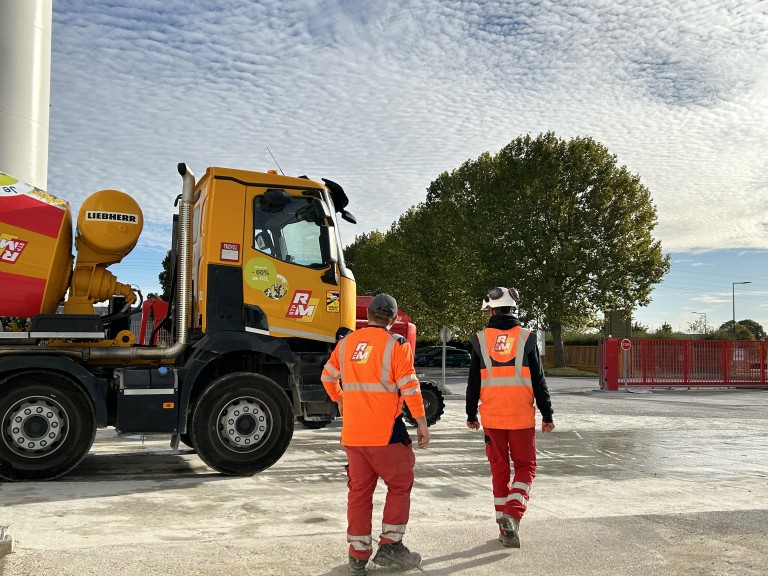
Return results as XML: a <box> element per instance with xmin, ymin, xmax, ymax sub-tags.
<box><xmin>49</xmin><ymin>0</ymin><xmax>768</xmax><ymax>254</ymax></box>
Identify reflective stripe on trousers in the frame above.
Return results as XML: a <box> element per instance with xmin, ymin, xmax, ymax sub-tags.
<box><xmin>344</xmin><ymin>441</ymin><xmax>416</xmax><ymax>561</ymax></box>
<box><xmin>484</xmin><ymin>427</ymin><xmax>536</xmax><ymax>523</ymax></box>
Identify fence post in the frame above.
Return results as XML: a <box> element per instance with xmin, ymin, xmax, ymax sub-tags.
<box><xmin>604</xmin><ymin>339</ymin><xmax>619</xmax><ymax>391</ymax></box>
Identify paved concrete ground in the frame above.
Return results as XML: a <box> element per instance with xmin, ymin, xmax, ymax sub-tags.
<box><xmin>1</xmin><ymin>377</ymin><xmax>768</xmax><ymax>576</ymax></box>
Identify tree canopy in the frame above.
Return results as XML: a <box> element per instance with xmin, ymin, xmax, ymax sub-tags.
<box><xmin>713</xmin><ymin>320</ymin><xmax>761</xmax><ymax>341</ymax></box>
<box><xmin>347</xmin><ymin>132</ymin><xmax>670</xmax><ymax>366</ymax></box>
<box><xmin>159</xmin><ymin>249</ymin><xmax>173</xmax><ymax>301</ymax></box>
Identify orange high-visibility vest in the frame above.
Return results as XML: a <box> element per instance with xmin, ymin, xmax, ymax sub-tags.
<box><xmin>322</xmin><ymin>326</ymin><xmax>424</xmax><ymax>446</ymax></box>
<box><xmin>476</xmin><ymin>326</ymin><xmax>535</xmax><ymax>430</ymax></box>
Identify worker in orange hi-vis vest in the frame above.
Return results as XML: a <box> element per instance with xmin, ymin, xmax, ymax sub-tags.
<box><xmin>322</xmin><ymin>293</ymin><xmax>429</xmax><ymax>576</ymax></box>
<box><xmin>465</xmin><ymin>287</ymin><xmax>555</xmax><ymax>549</ymax></box>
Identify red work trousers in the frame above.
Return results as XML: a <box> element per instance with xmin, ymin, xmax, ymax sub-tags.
<box><xmin>484</xmin><ymin>427</ymin><xmax>536</xmax><ymax>524</ymax></box>
<box><xmin>344</xmin><ymin>440</ymin><xmax>415</xmax><ymax>561</ymax></box>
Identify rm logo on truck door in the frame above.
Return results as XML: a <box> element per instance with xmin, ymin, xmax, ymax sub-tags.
<box><xmin>286</xmin><ymin>290</ymin><xmax>319</xmax><ymax>322</ymax></box>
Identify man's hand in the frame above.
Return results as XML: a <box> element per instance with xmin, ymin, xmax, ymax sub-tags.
<box><xmin>542</xmin><ymin>421</ymin><xmax>555</xmax><ymax>432</ymax></box>
<box><xmin>466</xmin><ymin>420</ymin><xmax>480</xmax><ymax>430</ymax></box>
<box><xmin>415</xmin><ymin>417</ymin><xmax>430</xmax><ymax>448</ymax></box>
<box><xmin>336</xmin><ymin>398</ymin><xmax>343</xmax><ymax>417</ymax></box>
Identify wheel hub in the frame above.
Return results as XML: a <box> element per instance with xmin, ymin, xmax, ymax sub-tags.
<box><xmin>217</xmin><ymin>398</ymin><xmax>270</xmax><ymax>451</ymax></box>
<box><xmin>3</xmin><ymin>396</ymin><xmax>67</xmax><ymax>456</ymax></box>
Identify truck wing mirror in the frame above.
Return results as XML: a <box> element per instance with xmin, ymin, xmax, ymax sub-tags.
<box><xmin>341</xmin><ymin>209</ymin><xmax>357</xmax><ymax>224</ymax></box>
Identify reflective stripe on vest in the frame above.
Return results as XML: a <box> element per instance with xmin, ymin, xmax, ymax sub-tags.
<box><xmin>477</xmin><ymin>327</ymin><xmax>531</xmax><ymax>388</ymax></box>
<box><xmin>477</xmin><ymin>326</ymin><xmax>535</xmax><ymax>429</ymax></box>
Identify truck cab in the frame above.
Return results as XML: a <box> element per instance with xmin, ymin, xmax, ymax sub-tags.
<box><xmin>191</xmin><ymin>167</ymin><xmax>356</xmax><ymax>341</ymax></box>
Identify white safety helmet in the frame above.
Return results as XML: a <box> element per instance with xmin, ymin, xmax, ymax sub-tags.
<box><xmin>481</xmin><ymin>286</ymin><xmax>520</xmax><ymax>310</ymax></box>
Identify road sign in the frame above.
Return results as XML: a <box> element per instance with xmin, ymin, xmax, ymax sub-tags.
<box><xmin>439</xmin><ymin>325</ymin><xmax>452</xmax><ymax>342</ymax></box>
<box><xmin>620</xmin><ymin>338</ymin><xmax>631</xmax><ymax>351</ymax></box>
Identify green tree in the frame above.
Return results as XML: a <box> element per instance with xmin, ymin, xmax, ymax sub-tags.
<box><xmin>738</xmin><ymin>319</ymin><xmax>765</xmax><ymax>341</ymax></box>
<box><xmin>159</xmin><ymin>249</ymin><xmax>173</xmax><ymax>301</ymax></box>
<box><xmin>714</xmin><ymin>321</ymin><xmax>756</xmax><ymax>341</ymax></box>
<box><xmin>427</xmin><ymin>133</ymin><xmax>669</xmax><ymax>365</ymax></box>
<box><xmin>346</xmin><ymin>133</ymin><xmax>669</xmax><ymax>365</ymax></box>
<box><xmin>631</xmin><ymin>322</ymin><xmax>650</xmax><ymax>338</ymax></box>
<box><xmin>652</xmin><ymin>322</ymin><xmax>676</xmax><ymax>339</ymax></box>
<box><xmin>344</xmin><ymin>231</ymin><xmax>391</xmax><ymax>296</ymax></box>
<box><xmin>687</xmin><ymin>318</ymin><xmax>709</xmax><ymax>336</ymax></box>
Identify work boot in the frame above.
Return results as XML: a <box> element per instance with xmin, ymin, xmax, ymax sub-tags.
<box><xmin>498</xmin><ymin>515</ymin><xmax>521</xmax><ymax>548</ymax></box>
<box><xmin>372</xmin><ymin>542</ymin><xmax>422</xmax><ymax>570</ymax></box>
<box><xmin>348</xmin><ymin>556</ymin><xmax>368</xmax><ymax>576</ymax></box>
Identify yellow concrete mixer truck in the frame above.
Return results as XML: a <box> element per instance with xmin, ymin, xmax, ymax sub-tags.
<box><xmin>0</xmin><ymin>164</ymin><xmax>359</xmax><ymax>481</ymax></box>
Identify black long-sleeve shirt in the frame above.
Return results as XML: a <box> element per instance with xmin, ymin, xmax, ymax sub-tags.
<box><xmin>466</xmin><ymin>314</ymin><xmax>554</xmax><ymax>424</ymax></box>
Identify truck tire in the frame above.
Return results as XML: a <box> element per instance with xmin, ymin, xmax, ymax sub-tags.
<box><xmin>0</xmin><ymin>371</ymin><xmax>96</xmax><ymax>481</ymax></box>
<box><xmin>191</xmin><ymin>372</ymin><xmax>294</xmax><ymax>476</ymax></box>
<box><xmin>402</xmin><ymin>381</ymin><xmax>445</xmax><ymax>427</ymax></box>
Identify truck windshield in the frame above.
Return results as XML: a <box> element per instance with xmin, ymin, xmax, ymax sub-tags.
<box><xmin>253</xmin><ymin>192</ymin><xmax>327</xmax><ymax>267</ymax></box>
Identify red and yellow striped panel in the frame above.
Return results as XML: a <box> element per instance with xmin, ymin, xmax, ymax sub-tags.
<box><xmin>0</xmin><ymin>193</ymin><xmax>66</xmax><ymax>238</ymax></box>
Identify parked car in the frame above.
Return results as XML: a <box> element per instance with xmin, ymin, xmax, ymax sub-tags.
<box><xmin>414</xmin><ymin>345</ymin><xmax>456</xmax><ymax>356</ymax></box>
<box><xmin>415</xmin><ymin>347</ymin><xmax>471</xmax><ymax>368</ymax></box>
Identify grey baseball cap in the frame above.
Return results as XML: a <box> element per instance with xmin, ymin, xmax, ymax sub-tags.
<box><xmin>369</xmin><ymin>293</ymin><xmax>398</xmax><ymax>317</ymax></box>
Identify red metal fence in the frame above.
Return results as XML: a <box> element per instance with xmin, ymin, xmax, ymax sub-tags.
<box><xmin>600</xmin><ymin>338</ymin><xmax>768</xmax><ymax>389</ymax></box>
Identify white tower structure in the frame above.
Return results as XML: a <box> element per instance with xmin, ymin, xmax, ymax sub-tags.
<box><xmin>0</xmin><ymin>0</ymin><xmax>52</xmax><ymax>189</ymax></box>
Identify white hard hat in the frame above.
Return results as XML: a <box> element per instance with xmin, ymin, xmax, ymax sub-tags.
<box><xmin>481</xmin><ymin>287</ymin><xmax>520</xmax><ymax>310</ymax></box>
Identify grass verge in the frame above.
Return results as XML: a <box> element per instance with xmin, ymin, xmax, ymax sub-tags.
<box><xmin>544</xmin><ymin>367</ymin><xmax>598</xmax><ymax>377</ymax></box>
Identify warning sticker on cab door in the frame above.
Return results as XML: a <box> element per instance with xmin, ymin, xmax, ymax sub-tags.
<box><xmin>220</xmin><ymin>242</ymin><xmax>240</xmax><ymax>262</ymax></box>
<box><xmin>326</xmin><ymin>291</ymin><xmax>340</xmax><ymax>312</ymax></box>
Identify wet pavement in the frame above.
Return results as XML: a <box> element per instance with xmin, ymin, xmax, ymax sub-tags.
<box><xmin>1</xmin><ymin>376</ymin><xmax>767</xmax><ymax>575</ymax></box>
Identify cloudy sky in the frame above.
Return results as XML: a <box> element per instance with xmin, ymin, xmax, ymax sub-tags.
<box><xmin>40</xmin><ymin>0</ymin><xmax>768</xmax><ymax>334</ymax></box>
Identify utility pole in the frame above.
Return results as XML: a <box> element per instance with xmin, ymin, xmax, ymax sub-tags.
<box><xmin>732</xmin><ymin>282</ymin><xmax>751</xmax><ymax>338</ymax></box>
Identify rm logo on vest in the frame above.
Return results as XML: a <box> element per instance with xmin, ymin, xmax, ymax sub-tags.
<box><xmin>493</xmin><ymin>334</ymin><xmax>513</xmax><ymax>354</ymax></box>
<box><xmin>351</xmin><ymin>342</ymin><xmax>373</xmax><ymax>363</ymax></box>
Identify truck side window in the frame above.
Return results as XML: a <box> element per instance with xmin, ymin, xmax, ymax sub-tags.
<box><xmin>253</xmin><ymin>193</ymin><xmax>327</xmax><ymax>267</ymax></box>
<box><xmin>192</xmin><ymin>205</ymin><xmax>201</xmax><ymax>244</ymax></box>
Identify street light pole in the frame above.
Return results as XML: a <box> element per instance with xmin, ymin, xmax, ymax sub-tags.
<box><xmin>692</xmin><ymin>311</ymin><xmax>707</xmax><ymax>335</ymax></box>
<box><xmin>732</xmin><ymin>281</ymin><xmax>752</xmax><ymax>339</ymax></box>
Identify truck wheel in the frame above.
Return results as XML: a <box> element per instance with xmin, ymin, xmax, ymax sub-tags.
<box><xmin>297</xmin><ymin>417</ymin><xmax>331</xmax><ymax>429</ymax></box>
<box><xmin>0</xmin><ymin>371</ymin><xmax>96</xmax><ymax>481</ymax></box>
<box><xmin>191</xmin><ymin>372</ymin><xmax>293</xmax><ymax>476</ymax></box>
<box><xmin>402</xmin><ymin>381</ymin><xmax>445</xmax><ymax>427</ymax></box>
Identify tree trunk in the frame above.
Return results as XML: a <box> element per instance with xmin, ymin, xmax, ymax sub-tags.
<box><xmin>550</xmin><ymin>320</ymin><xmax>566</xmax><ymax>368</ymax></box>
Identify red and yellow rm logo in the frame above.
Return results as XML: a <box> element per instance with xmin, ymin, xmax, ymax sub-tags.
<box><xmin>493</xmin><ymin>334</ymin><xmax>513</xmax><ymax>354</ymax></box>
<box><xmin>286</xmin><ymin>290</ymin><xmax>320</xmax><ymax>322</ymax></box>
<box><xmin>0</xmin><ymin>234</ymin><xmax>27</xmax><ymax>264</ymax></box>
<box><xmin>350</xmin><ymin>342</ymin><xmax>373</xmax><ymax>363</ymax></box>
